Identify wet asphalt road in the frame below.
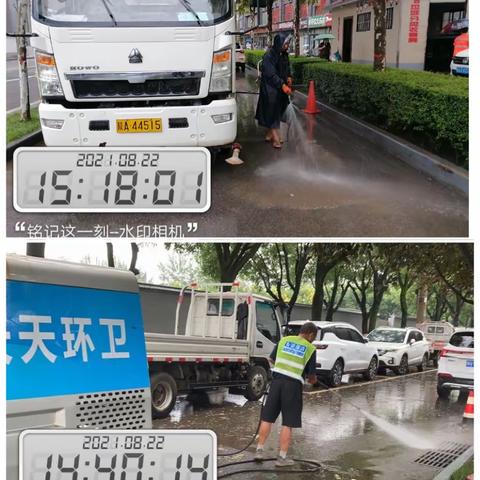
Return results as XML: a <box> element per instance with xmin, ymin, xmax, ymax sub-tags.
<box><xmin>7</xmin><ymin>71</ymin><xmax>468</xmax><ymax>237</ymax></box>
<box><xmin>154</xmin><ymin>370</ymin><xmax>473</xmax><ymax>479</ymax></box>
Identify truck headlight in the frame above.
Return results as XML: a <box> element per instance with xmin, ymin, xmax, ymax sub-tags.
<box><xmin>209</xmin><ymin>48</ymin><xmax>232</xmax><ymax>93</ymax></box>
<box><xmin>35</xmin><ymin>51</ymin><xmax>64</xmax><ymax>97</ymax></box>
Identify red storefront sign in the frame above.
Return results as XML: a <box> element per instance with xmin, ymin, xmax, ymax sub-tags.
<box><xmin>408</xmin><ymin>0</ymin><xmax>420</xmax><ymax>43</ymax></box>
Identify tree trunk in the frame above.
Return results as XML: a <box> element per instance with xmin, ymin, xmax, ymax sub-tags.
<box><xmin>129</xmin><ymin>243</ymin><xmax>140</xmax><ymax>275</ymax></box>
<box><xmin>17</xmin><ymin>0</ymin><xmax>31</xmax><ymax>121</ymax></box>
<box><xmin>311</xmin><ymin>262</ymin><xmax>328</xmax><ymax>321</ymax></box>
<box><xmin>106</xmin><ymin>243</ymin><xmax>115</xmax><ymax>267</ymax></box>
<box><xmin>294</xmin><ymin>0</ymin><xmax>300</xmax><ymax>56</ymax></box>
<box><xmin>400</xmin><ymin>289</ymin><xmax>408</xmax><ymax>328</ymax></box>
<box><xmin>372</xmin><ymin>0</ymin><xmax>386</xmax><ymax>72</ymax></box>
<box><xmin>416</xmin><ymin>285</ymin><xmax>428</xmax><ymax>323</ymax></box>
<box><xmin>26</xmin><ymin>243</ymin><xmax>45</xmax><ymax>258</ymax></box>
<box><xmin>267</xmin><ymin>0</ymin><xmax>273</xmax><ymax>46</ymax></box>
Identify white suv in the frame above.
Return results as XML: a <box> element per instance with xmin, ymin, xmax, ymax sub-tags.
<box><xmin>367</xmin><ymin>327</ymin><xmax>430</xmax><ymax>375</ymax></box>
<box><xmin>437</xmin><ymin>328</ymin><xmax>474</xmax><ymax>399</ymax></box>
<box><xmin>285</xmin><ymin>321</ymin><xmax>379</xmax><ymax>387</ymax></box>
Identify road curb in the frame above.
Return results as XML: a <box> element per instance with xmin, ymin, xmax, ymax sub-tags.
<box><xmin>431</xmin><ymin>445</ymin><xmax>473</xmax><ymax>480</ymax></box>
<box><xmin>294</xmin><ymin>89</ymin><xmax>468</xmax><ymax>196</ymax></box>
<box><xmin>7</xmin><ymin>130</ymin><xmax>43</xmax><ymax>161</ymax></box>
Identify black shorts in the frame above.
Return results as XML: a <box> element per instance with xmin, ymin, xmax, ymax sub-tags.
<box><xmin>261</xmin><ymin>374</ymin><xmax>303</xmax><ymax>428</ymax></box>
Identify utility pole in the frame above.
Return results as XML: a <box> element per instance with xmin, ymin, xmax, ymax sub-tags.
<box><xmin>416</xmin><ymin>285</ymin><xmax>428</xmax><ymax>323</ymax></box>
<box><xmin>16</xmin><ymin>0</ymin><xmax>31</xmax><ymax>121</ymax></box>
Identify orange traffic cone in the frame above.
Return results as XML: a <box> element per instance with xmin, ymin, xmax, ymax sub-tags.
<box><xmin>463</xmin><ymin>390</ymin><xmax>474</xmax><ymax>421</ymax></box>
<box><xmin>303</xmin><ymin>80</ymin><xmax>320</xmax><ymax>114</ymax></box>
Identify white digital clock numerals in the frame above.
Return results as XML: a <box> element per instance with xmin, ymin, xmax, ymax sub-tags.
<box><xmin>14</xmin><ymin>148</ymin><xmax>211</xmax><ymax>212</ymax></box>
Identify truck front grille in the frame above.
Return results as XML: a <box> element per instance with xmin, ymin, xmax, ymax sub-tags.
<box><xmin>71</xmin><ymin>78</ymin><xmax>201</xmax><ymax>99</ymax></box>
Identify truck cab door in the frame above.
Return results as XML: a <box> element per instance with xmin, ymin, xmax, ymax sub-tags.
<box><xmin>252</xmin><ymin>300</ymin><xmax>281</xmax><ymax>358</ymax></box>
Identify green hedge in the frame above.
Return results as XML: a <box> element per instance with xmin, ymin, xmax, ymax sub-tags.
<box><xmin>245</xmin><ymin>49</ymin><xmax>326</xmax><ymax>81</ymax></box>
<box><xmin>245</xmin><ymin>51</ymin><xmax>468</xmax><ymax>167</ymax></box>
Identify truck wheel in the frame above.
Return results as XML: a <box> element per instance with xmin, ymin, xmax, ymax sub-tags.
<box><xmin>417</xmin><ymin>353</ymin><xmax>428</xmax><ymax>372</ymax></box>
<box><xmin>245</xmin><ymin>365</ymin><xmax>268</xmax><ymax>401</ymax></box>
<box><xmin>394</xmin><ymin>355</ymin><xmax>409</xmax><ymax>375</ymax></box>
<box><xmin>362</xmin><ymin>357</ymin><xmax>378</xmax><ymax>381</ymax></box>
<box><xmin>327</xmin><ymin>359</ymin><xmax>344</xmax><ymax>387</ymax></box>
<box><xmin>241</xmin><ymin>64</ymin><xmax>246</xmax><ymax>72</ymax></box>
<box><xmin>150</xmin><ymin>372</ymin><xmax>177</xmax><ymax>419</ymax></box>
<box><xmin>432</xmin><ymin>353</ymin><xmax>439</xmax><ymax>368</ymax></box>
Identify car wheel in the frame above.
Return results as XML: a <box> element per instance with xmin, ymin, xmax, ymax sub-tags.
<box><xmin>437</xmin><ymin>383</ymin><xmax>450</xmax><ymax>399</ymax></box>
<box><xmin>417</xmin><ymin>353</ymin><xmax>428</xmax><ymax>372</ymax></box>
<box><xmin>150</xmin><ymin>372</ymin><xmax>177</xmax><ymax>419</ymax></box>
<box><xmin>327</xmin><ymin>359</ymin><xmax>344</xmax><ymax>387</ymax></box>
<box><xmin>245</xmin><ymin>365</ymin><xmax>268</xmax><ymax>401</ymax></box>
<box><xmin>394</xmin><ymin>355</ymin><xmax>409</xmax><ymax>375</ymax></box>
<box><xmin>363</xmin><ymin>357</ymin><xmax>378</xmax><ymax>381</ymax></box>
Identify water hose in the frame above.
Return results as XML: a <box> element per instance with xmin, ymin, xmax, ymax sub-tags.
<box><xmin>216</xmin><ymin>381</ymin><xmax>335</xmax><ymax>477</ymax></box>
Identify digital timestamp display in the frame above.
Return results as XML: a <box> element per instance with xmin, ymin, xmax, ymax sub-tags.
<box><xmin>20</xmin><ymin>430</ymin><xmax>216</xmax><ymax>480</ymax></box>
<box><xmin>13</xmin><ymin>147</ymin><xmax>211</xmax><ymax>212</ymax></box>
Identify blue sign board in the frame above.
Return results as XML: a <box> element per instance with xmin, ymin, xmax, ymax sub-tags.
<box><xmin>7</xmin><ymin>280</ymin><xmax>150</xmax><ymax>401</ymax></box>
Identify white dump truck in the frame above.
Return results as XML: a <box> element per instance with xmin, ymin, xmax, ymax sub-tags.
<box><xmin>141</xmin><ymin>282</ymin><xmax>283</xmax><ymax>418</ymax></box>
<box><xmin>29</xmin><ymin>0</ymin><xmax>237</xmax><ymax>152</ymax></box>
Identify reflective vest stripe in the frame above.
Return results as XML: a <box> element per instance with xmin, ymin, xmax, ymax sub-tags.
<box><xmin>272</xmin><ymin>366</ymin><xmax>304</xmax><ymax>383</ymax></box>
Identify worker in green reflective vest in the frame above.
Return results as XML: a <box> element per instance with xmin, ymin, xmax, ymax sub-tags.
<box><xmin>255</xmin><ymin>321</ymin><xmax>319</xmax><ymax>467</ymax></box>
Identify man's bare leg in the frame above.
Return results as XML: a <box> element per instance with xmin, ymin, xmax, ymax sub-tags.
<box><xmin>254</xmin><ymin>421</ymin><xmax>272</xmax><ymax>461</ymax></box>
<box><xmin>279</xmin><ymin>426</ymin><xmax>292</xmax><ymax>456</ymax></box>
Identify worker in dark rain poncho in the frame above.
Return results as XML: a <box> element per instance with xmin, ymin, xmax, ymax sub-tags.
<box><xmin>255</xmin><ymin>33</ymin><xmax>293</xmax><ymax>149</ymax></box>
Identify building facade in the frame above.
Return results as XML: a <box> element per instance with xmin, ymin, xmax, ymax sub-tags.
<box><xmin>331</xmin><ymin>0</ymin><xmax>468</xmax><ymax>71</ymax></box>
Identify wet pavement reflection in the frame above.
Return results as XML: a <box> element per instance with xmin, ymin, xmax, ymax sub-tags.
<box><xmin>154</xmin><ymin>370</ymin><xmax>473</xmax><ymax>479</ymax></box>
<box><xmin>7</xmin><ymin>72</ymin><xmax>468</xmax><ymax>237</ymax></box>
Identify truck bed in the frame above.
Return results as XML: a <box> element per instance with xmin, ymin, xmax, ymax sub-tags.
<box><xmin>145</xmin><ymin>332</ymin><xmax>250</xmax><ymax>362</ymax></box>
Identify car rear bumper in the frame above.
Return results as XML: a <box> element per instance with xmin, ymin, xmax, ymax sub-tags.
<box><xmin>39</xmin><ymin>98</ymin><xmax>237</xmax><ymax>147</ymax></box>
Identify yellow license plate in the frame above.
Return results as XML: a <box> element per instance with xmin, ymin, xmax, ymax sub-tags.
<box><xmin>116</xmin><ymin>118</ymin><xmax>162</xmax><ymax>133</ymax></box>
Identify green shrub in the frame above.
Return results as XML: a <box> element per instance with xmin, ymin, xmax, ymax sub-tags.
<box><xmin>245</xmin><ymin>50</ymin><xmax>326</xmax><ymax>81</ymax></box>
<box><xmin>303</xmin><ymin>62</ymin><xmax>468</xmax><ymax>167</ymax></box>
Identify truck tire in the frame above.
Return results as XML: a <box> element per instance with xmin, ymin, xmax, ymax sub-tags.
<box><xmin>245</xmin><ymin>365</ymin><xmax>268</xmax><ymax>401</ymax></box>
<box><xmin>417</xmin><ymin>353</ymin><xmax>428</xmax><ymax>372</ymax></box>
<box><xmin>150</xmin><ymin>372</ymin><xmax>177</xmax><ymax>419</ymax></box>
<box><xmin>327</xmin><ymin>359</ymin><xmax>344</xmax><ymax>387</ymax></box>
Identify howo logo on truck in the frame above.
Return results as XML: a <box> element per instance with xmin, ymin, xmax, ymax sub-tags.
<box><xmin>69</xmin><ymin>65</ymin><xmax>100</xmax><ymax>71</ymax></box>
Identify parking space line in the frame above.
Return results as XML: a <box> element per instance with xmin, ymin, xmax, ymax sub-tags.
<box><xmin>305</xmin><ymin>369</ymin><xmax>437</xmax><ymax>396</ymax></box>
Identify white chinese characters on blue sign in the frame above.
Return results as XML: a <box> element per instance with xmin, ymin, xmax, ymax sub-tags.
<box><xmin>7</xmin><ymin>280</ymin><xmax>150</xmax><ymax>400</ymax></box>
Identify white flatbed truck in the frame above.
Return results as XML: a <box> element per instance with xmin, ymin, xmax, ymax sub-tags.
<box><xmin>142</xmin><ymin>282</ymin><xmax>283</xmax><ymax>418</ymax></box>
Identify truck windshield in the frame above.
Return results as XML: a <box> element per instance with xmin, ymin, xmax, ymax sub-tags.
<box><xmin>34</xmin><ymin>0</ymin><xmax>232</xmax><ymax>27</ymax></box>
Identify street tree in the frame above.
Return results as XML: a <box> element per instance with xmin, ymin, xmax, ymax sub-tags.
<box><xmin>246</xmin><ymin>243</ymin><xmax>313</xmax><ymax>323</ymax></box>
<box><xmin>16</xmin><ymin>0</ymin><xmax>31</xmax><ymax>120</ymax></box>
<box><xmin>347</xmin><ymin>244</ymin><xmax>396</xmax><ymax>333</ymax></box>
<box><xmin>372</xmin><ymin>0</ymin><xmax>387</xmax><ymax>71</ymax></box>
<box><xmin>172</xmin><ymin>243</ymin><xmax>260</xmax><ymax>289</ymax></box>
<box><xmin>323</xmin><ymin>266</ymin><xmax>350</xmax><ymax>322</ymax></box>
<box><xmin>106</xmin><ymin>242</ymin><xmax>140</xmax><ymax>275</ymax></box>
<box><xmin>308</xmin><ymin>244</ymin><xmax>353</xmax><ymax>321</ymax></box>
